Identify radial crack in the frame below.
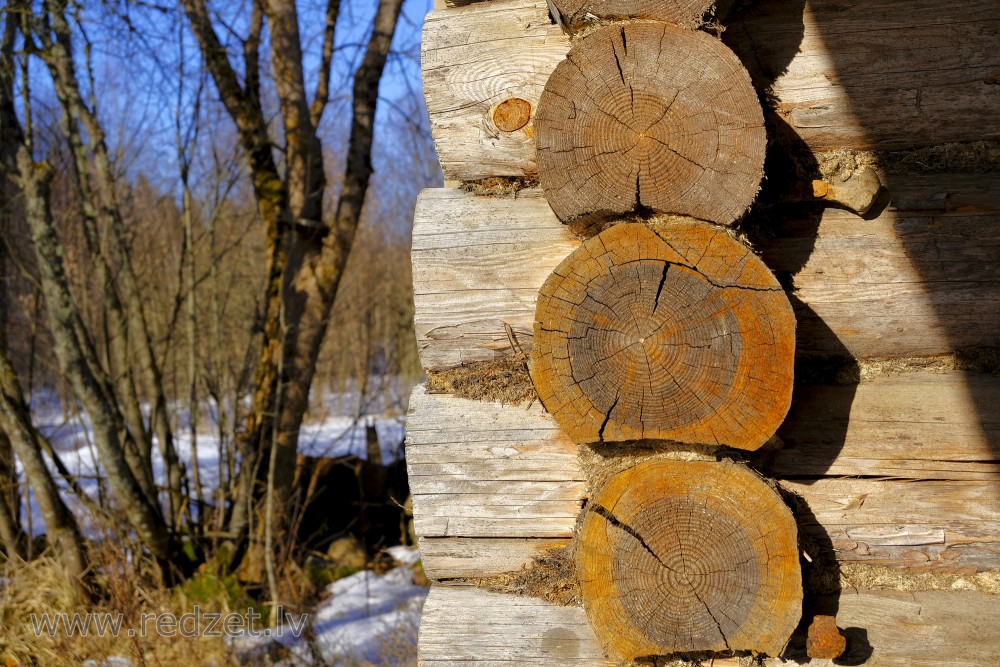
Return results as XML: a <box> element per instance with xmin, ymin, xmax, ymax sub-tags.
<box><xmin>654</xmin><ymin>261</ymin><xmax>669</xmax><ymax>311</ymax></box>
<box><xmin>591</xmin><ymin>503</ymin><xmax>674</xmax><ymax>572</ymax></box>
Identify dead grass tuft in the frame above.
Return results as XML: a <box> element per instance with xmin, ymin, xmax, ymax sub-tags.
<box><xmin>796</xmin><ymin>348</ymin><xmax>1000</xmax><ymax>387</ymax></box>
<box><xmin>460</xmin><ymin>176</ymin><xmax>537</xmax><ymax>198</ymax></box>
<box><xmin>474</xmin><ymin>545</ymin><xmax>580</xmax><ymax>606</ymax></box>
<box><xmin>812</xmin><ymin>141</ymin><xmax>1000</xmax><ymax>181</ymax></box>
<box><xmin>0</xmin><ymin>552</ymin><xmax>248</xmax><ymax>666</ymax></box>
<box><xmin>840</xmin><ymin>565</ymin><xmax>1000</xmax><ymax>595</ymax></box>
<box><xmin>426</xmin><ymin>355</ymin><xmax>537</xmax><ymax>405</ymax></box>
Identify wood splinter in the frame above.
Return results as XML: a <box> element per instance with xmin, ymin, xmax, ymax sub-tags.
<box><xmin>578</xmin><ymin>459</ymin><xmax>802</xmax><ymax>660</ymax></box>
<box><xmin>530</xmin><ymin>221</ymin><xmax>795</xmax><ymax>449</ymax></box>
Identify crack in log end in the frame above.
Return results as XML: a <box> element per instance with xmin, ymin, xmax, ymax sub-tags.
<box><xmin>654</xmin><ymin>261</ymin><xmax>669</xmax><ymax>312</ymax></box>
<box><xmin>577</xmin><ymin>460</ymin><xmax>801</xmax><ymax>660</ymax></box>
<box><xmin>613</xmin><ymin>30</ymin><xmax>626</xmax><ymax>85</ymax></box>
<box><xmin>597</xmin><ymin>393</ymin><xmax>620</xmax><ymax>442</ymax></box>
<box><xmin>535</xmin><ymin>23</ymin><xmax>765</xmax><ymax>226</ymax></box>
<box><xmin>591</xmin><ymin>502</ymin><xmax>669</xmax><ymax>570</ymax></box>
<box><xmin>530</xmin><ymin>222</ymin><xmax>794</xmax><ymax>449</ymax></box>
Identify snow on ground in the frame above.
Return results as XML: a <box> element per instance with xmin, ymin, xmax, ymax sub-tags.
<box><xmin>27</xmin><ymin>385</ymin><xmax>427</xmax><ymax>666</ymax></box>
<box><xmin>20</xmin><ymin>387</ymin><xmax>406</xmax><ymax>534</ymax></box>
<box><xmin>238</xmin><ymin>546</ymin><xmax>427</xmax><ymax>666</ymax></box>
<box><xmin>81</xmin><ymin>546</ymin><xmax>428</xmax><ymax>666</ymax></box>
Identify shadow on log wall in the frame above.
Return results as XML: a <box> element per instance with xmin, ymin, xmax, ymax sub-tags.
<box><xmin>727</xmin><ymin>0</ymin><xmax>1000</xmax><ymax>660</ymax></box>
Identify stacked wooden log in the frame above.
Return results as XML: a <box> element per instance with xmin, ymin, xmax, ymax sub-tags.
<box><xmin>411</xmin><ymin>0</ymin><xmax>1000</xmax><ymax>664</ymax></box>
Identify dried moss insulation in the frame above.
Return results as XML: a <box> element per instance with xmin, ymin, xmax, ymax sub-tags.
<box><xmin>425</xmin><ymin>355</ymin><xmax>536</xmax><ymax>405</ymax></box>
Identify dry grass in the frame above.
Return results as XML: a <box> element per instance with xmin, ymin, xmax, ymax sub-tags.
<box><xmin>0</xmin><ymin>550</ymin><xmax>247</xmax><ymax>666</ymax></box>
<box><xmin>460</xmin><ymin>176</ymin><xmax>537</xmax><ymax>198</ymax></box>
<box><xmin>812</xmin><ymin>141</ymin><xmax>1000</xmax><ymax>182</ymax></box>
<box><xmin>426</xmin><ymin>355</ymin><xmax>537</xmax><ymax>405</ymax></box>
<box><xmin>0</xmin><ymin>536</ymin><xmax>422</xmax><ymax>666</ymax></box>
<box><xmin>474</xmin><ymin>545</ymin><xmax>580</xmax><ymax>606</ymax></box>
<box><xmin>840</xmin><ymin>565</ymin><xmax>1000</xmax><ymax>595</ymax></box>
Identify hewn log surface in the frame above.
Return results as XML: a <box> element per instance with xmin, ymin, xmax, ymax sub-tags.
<box><xmin>724</xmin><ymin>0</ymin><xmax>1000</xmax><ymax>152</ymax></box>
<box><xmin>775</xmin><ymin>372</ymin><xmax>1000</xmax><ymax>481</ymax></box>
<box><xmin>546</xmin><ymin>0</ymin><xmax>711</xmax><ymax>33</ymax></box>
<box><xmin>412</xmin><ymin>177</ymin><xmax>1000</xmax><ymax>369</ymax></box>
<box><xmin>422</xmin><ymin>0</ymin><xmax>999</xmax><ymax>179</ymax></box>
<box><xmin>530</xmin><ymin>221</ymin><xmax>793</xmax><ymax>448</ymax></box>
<box><xmin>535</xmin><ymin>24</ymin><xmax>765</xmax><ymax>225</ymax></box>
<box><xmin>406</xmin><ymin>376</ymin><xmax>1000</xmax><ymax>578</ymax></box>
<box><xmin>419</xmin><ymin>586</ymin><xmax>613</xmax><ymax>666</ymax></box>
<box><xmin>578</xmin><ymin>459</ymin><xmax>801</xmax><ymax>658</ymax></box>
<box><xmin>405</xmin><ymin>386</ymin><xmax>584</xmax><ymax>579</ymax></box>
<box><xmin>419</xmin><ymin>585</ymin><xmax>1000</xmax><ymax>666</ymax></box>
<box><xmin>421</xmin><ymin>0</ymin><xmax>567</xmax><ymax>180</ymax></box>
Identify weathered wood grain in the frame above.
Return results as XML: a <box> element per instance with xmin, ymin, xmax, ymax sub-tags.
<box><xmin>407</xmin><ymin>373</ymin><xmax>1000</xmax><ymax>578</ymax></box>
<box><xmin>419</xmin><ymin>586</ymin><xmax>614</xmax><ymax>665</ymax></box>
<box><xmin>724</xmin><ymin>0</ymin><xmax>1000</xmax><ymax>152</ymax></box>
<box><xmin>416</xmin><ymin>536</ymin><xmax>571</xmax><ymax>579</ymax></box>
<box><xmin>405</xmin><ymin>386</ymin><xmax>585</xmax><ymax>578</ymax></box>
<box><xmin>422</xmin><ymin>0</ymin><xmax>999</xmax><ymax>178</ymax></box>
<box><xmin>413</xmin><ymin>178</ymin><xmax>1000</xmax><ymax>368</ymax></box>
<box><xmin>784</xmin><ymin>477</ymin><xmax>1000</xmax><ymax>572</ymax></box>
<box><xmin>772</xmin><ymin>590</ymin><xmax>1000</xmax><ymax>666</ymax></box>
<box><xmin>421</xmin><ymin>0</ymin><xmax>568</xmax><ymax>180</ymax></box>
<box><xmin>776</xmin><ymin>372</ymin><xmax>1000</xmax><ymax>481</ymax></box>
<box><xmin>411</xmin><ymin>188</ymin><xmax>576</xmax><ymax>370</ymax></box>
<box><xmin>419</xmin><ymin>585</ymin><xmax>1000</xmax><ymax>666</ymax></box>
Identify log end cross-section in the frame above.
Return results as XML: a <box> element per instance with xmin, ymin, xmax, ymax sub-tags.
<box><xmin>535</xmin><ymin>23</ymin><xmax>765</xmax><ymax>226</ymax></box>
<box><xmin>577</xmin><ymin>458</ymin><xmax>802</xmax><ymax>660</ymax></box>
<box><xmin>530</xmin><ymin>221</ymin><xmax>794</xmax><ymax>450</ymax></box>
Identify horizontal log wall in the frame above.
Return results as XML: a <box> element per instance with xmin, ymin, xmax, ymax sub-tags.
<box><xmin>414</xmin><ymin>0</ymin><xmax>1000</xmax><ymax>663</ymax></box>
<box><xmin>424</xmin><ymin>0</ymin><xmax>1000</xmax><ymax>179</ymax></box>
<box><xmin>408</xmin><ymin>377</ymin><xmax>1000</xmax><ymax>579</ymax></box>
<box><xmin>724</xmin><ymin>0</ymin><xmax>1000</xmax><ymax>151</ymax></box>
<box><xmin>413</xmin><ymin>175</ymin><xmax>1000</xmax><ymax>368</ymax></box>
<box><xmin>421</xmin><ymin>586</ymin><xmax>1000</xmax><ymax>666</ymax></box>
<box><xmin>422</xmin><ymin>0</ymin><xmax>567</xmax><ymax>180</ymax></box>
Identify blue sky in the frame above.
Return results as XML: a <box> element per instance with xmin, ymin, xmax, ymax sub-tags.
<box><xmin>19</xmin><ymin>0</ymin><xmax>437</xmax><ymax>202</ymax></box>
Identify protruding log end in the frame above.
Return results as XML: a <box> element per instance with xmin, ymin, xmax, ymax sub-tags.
<box><xmin>546</xmin><ymin>0</ymin><xmax>713</xmax><ymax>33</ymax></box>
<box><xmin>578</xmin><ymin>459</ymin><xmax>802</xmax><ymax>659</ymax></box>
<box><xmin>530</xmin><ymin>221</ymin><xmax>795</xmax><ymax>450</ymax></box>
<box><xmin>535</xmin><ymin>23</ymin><xmax>765</xmax><ymax>226</ymax></box>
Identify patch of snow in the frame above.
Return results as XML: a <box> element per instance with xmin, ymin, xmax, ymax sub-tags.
<box><xmin>235</xmin><ymin>546</ymin><xmax>428</xmax><ymax>666</ymax></box>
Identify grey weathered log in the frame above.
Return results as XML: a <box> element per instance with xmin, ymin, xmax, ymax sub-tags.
<box><xmin>412</xmin><ymin>179</ymin><xmax>1000</xmax><ymax>369</ymax></box>
<box><xmin>421</xmin><ymin>0</ymin><xmax>999</xmax><ymax>178</ymax></box>
<box><xmin>418</xmin><ymin>585</ymin><xmax>1000</xmax><ymax>666</ymax></box>
<box><xmin>724</xmin><ymin>0</ymin><xmax>1000</xmax><ymax>152</ymax></box>
<box><xmin>422</xmin><ymin>0</ymin><xmax>569</xmax><ymax>180</ymax></box>
<box><xmin>407</xmin><ymin>377</ymin><xmax>1000</xmax><ymax>578</ymax></box>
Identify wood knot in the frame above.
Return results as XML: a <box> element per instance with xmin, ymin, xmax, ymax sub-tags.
<box><xmin>492</xmin><ymin>98</ymin><xmax>532</xmax><ymax>132</ymax></box>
